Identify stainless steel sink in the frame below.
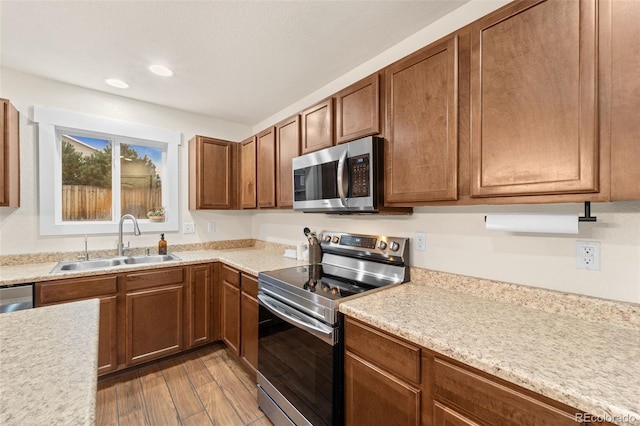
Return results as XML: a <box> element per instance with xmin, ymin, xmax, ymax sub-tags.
<box><xmin>122</xmin><ymin>254</ymin><xmax>180</xmax><ymax>265</ymax></box>
<box><xmin>51</xmin><ymin>253</ymin><xmax>181</xmax><ymax>273</ymax></box>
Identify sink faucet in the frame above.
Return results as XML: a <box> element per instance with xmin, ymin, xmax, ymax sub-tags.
<box><xmin>118</xmin><ymin>214</ymin><xmax>141</xmax><ymax>256</ymax></box>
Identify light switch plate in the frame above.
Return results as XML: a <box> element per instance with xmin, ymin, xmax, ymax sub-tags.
<box><xmin>184</xmin><ymin>223</ymin><xmax>196</xmax><ymax>234</ymax></box>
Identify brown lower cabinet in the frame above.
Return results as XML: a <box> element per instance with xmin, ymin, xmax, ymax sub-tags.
<box><xmin>240</xmin><ymin>273</ymin><xmax>259</xmax><ymax>374</ymax></box>
<box><xmin>344</xmin><ymin>316</ymin><xmax>612</xmax><ymax>426</ymax></box>
<box><xmin>36</xmin><ymin>275</ymin><xmax>118</xmax><ymax>375</ymax></box>
<box><xmin>36</xmin><ymin>262</ymin><xmax>217</xmax><ymax>375</ymax></box>
<box><xmin>124</xmin><ymin>267</ymin><xmax>186</xmax><ymax>365</ymax></box>
<box><xmin>187</xmin><ymin>263</ymin><xmax>214</xmax><ymax>347</ymax></box>
<box><xmin>220</xmin><ymin>264</ymin><xmax>241</xmax><ymax>356</ymax></box>
<box><xmin>219</xmin><ymin>264</ymin><xmax>259</xmax><ymax>375</ymax></box>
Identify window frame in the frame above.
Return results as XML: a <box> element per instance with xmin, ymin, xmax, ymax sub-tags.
<box><xmin>34</xmin><ymin>106</ymin><xmax>181</xmax><ymax>236</ymax></box>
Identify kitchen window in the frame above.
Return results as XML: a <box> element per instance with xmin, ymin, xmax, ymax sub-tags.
<box><xmin>34</xmin><ymin>106</ymin><xmax>181</xmax><ymax>236</ymax></box>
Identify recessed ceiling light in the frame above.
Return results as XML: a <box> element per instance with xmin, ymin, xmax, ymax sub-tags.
<box><xmin>149</xmin><ymin>64</ymin><xmax>174</xmax><ymax>77</ymax></box>
<box><xmin>105</xmin><ymin>78</ymin><xmax>129</xmax><ymax>89</ymax></box>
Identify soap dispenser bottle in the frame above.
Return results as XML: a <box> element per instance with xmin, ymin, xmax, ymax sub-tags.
<box><xmin>158</xmin><ymin>234</ymin><xmax>167</xmax><ymax>255</ymax></box>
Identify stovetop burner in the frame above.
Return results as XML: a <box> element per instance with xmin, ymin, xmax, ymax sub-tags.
<box><xmin>265</xmin><ymin>265</ymin><xmax>375</xmax><ymax>300</ymax></box>
<box><xmin>258</xmin><ymin>231</ymin><xmax>410</xmax><ymax>325</ymax></box>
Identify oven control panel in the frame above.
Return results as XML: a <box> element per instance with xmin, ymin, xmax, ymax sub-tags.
<box><xmin>320</xmin><ymin>231</ymin><xmax>409</xmax><ymax>263</ymax></box>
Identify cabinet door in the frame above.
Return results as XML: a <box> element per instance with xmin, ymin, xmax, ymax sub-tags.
<box><xmin>240</xmin><ymin>136</ymin><xmax>257</xmax><ymax>209</ymax></box>
<box><xmin>240</xmin><ymin>273</ymin><xmax>259</xmax><ymax>374</ymax></box>
<box><xmin>275</xmin><ymin>114</ymin><xmax>300</xmax><ymax>208</ymax></box>
<box><xmin>0</xmin><ymin>98</ymin><xmax>19</xmax><ymax>207</ymax></box>
<box><xmin>336</xmin><ymin>73</ymin><xmax>381</xmax><ymax>144</ymax></box>
<box><xmin>470</xmin><ymin>0</ymin><xmax>598</xmax><ymax>197</ymax></box>
<box><xmin>610</xmin><ymin>0</ymin><xmax>640</xmax><ymax>200</ymax></box>
<box><xmin>125</xmin><ymin>284</ymin><xmax>184</xmax><ymax>365</ymax></box>
<box><xmin>97</xmin><ymin>296</ymin><xmax>118</xmax><ymax>375</ymax></box>
<box><xmin>188</xmin><ymin>136</ymin><xmax>237</xmax><ymax>209</ymax></box>
<box><xmin>188</xmin><ymin>264</ymin><xmax>212</xmax><ymax>348</ymax></box>
<box><xmin>221</xmin><ymin>265</ymin><xmax>241</xmax><ymax>356</ymax></box>
<box><xmin>385</xmin><ymin>35</ymin><xmax>459</xmax><ymax>203</ymax></box>
<box><xmin>257</xmin><ymin>127</ymin><xmax>276</xmax><ymax>208</ymax></box>
<box><xmin>345</xmin><ymin>351</ymin><xmax>421</xmax><ymax>426</ymax></box>
<box><xmin>301</xmin><ymin>97</ymin><xmax>334</xmax><ymax>154</ymax></box>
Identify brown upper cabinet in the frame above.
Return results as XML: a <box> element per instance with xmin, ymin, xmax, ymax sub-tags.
<box><xmin>469</xmin><ymin>0</ymin><xmax>598</xmax><ymax>198</ymax></box>
<box><xmin>609</xmin><ymin>0</ymin><xmax>640</xmax><ymax>200</ymax></box>
<box><xmin>335</xmin><ymin>73</ymin><xmax>382</xmax><ymax>144</ymax></box>
<box><xmin>275</xmin><ymin>114</ymin><xmax>301</xmax><ymax>208</ymax></box>
<box><xmin>256</xmin><ymin>127</ymin><xmax>276</xmax><ymax>208</ymax></box>
<box><xmin>384</xmin><ymin>35</ymin><xmax>459</xmax><ymax>204</ymax></box>
<box><xmin>301</xmin><ymin>97</ymin><xmax>334</xmax><ymax>154</ymax></box>
<box><xmin>188</xmin><ymin>136</ymin><xmax>238</xmax><ymax>210</ymax></box>
<box><xmin>0</xmin><ymin>98</ymin><xmax>19</xmax><ymax>207</ymax></box>
<box><xmin>240</xmin><ymin>136</ymin><xmax>257</xmax><ymax>209</ymax></box>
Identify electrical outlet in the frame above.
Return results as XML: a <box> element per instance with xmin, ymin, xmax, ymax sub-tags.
<box><xmin>207</xmin><ymin>222</ymin><xmax>216</xmax><ymax>232</ymax></box>
<box><xmin>184</xmin><ymin>223</ymin><xmax>196</xmax><ymax>234</ymax></box>
<box><xmin>415</xmin><ymin>232</ymin><xmax>426</xmax><ymax>252</ymax></box>
<box><xmin>576</xmin><ymin>241</ymin><xmax>600</xmax><ymax>271</ymax></box>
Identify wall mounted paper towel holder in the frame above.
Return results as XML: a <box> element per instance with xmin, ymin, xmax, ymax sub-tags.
<box><xmin>483</xmin><ymin>202</ymin><xmax>597</xmax><ymax>234</ymax></box>
<box><xmin>578</xmin><ymin>201</ymin><xmax>597</xmax><ymax>223</ymax></box>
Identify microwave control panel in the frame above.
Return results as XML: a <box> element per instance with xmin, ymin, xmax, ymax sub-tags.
<box><xmin>349</xmin><ymin>154</ymin><xmax>370</xmax><ymax>197</ymax></box>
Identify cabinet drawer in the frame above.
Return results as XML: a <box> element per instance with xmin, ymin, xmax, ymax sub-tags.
<box><xmin>241</xmin><ymin>273</ymin><xmax>258</xmax><ymax>297</ymax></box>
<box><xmin>433</xmin><ymin>358</ymin><xmax>578</xmax><ymax>425</ymax></box>
<box><xmin>37</xmin><ymin>276</ymin><xmax>117</xmax><ymax>305</ymax></box>
<box><xmin>221</xmin><ymin>264</ymin><xmax>240</xmax><ymax>288</ymax></box>
<box><xmin>125</xmin><ymin>267</ymin><xmax>185</xmax><ymax>291</ymax></box>
<box><xmin>345</xmin><ymin>317</ymin><xmax>420</xmax><ymax>383</ymax></box>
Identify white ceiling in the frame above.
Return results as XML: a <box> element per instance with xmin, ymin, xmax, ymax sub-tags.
<box><xmin>1</xmin><ymin>0</ymin><xmax>469</xmax><ymax>126</ymax></box>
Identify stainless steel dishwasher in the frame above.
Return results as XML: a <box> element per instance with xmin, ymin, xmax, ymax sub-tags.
<box><xmin>0</xmin><ymin>283</ymin><xmax>34</xmax><ymax>313</ymax></box>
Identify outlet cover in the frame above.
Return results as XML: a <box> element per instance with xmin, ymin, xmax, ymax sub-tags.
<box><xmin>207</xmin><ymin>222</ymin><xmax>216</xmax><ymax>232</ymax></box>
<box><xmin>184</xmin><ymin>223</ymin><xmax>196</xmax><ymax>234</ymax></box>
<box><xmin>576</xmin><ymin>240</ymin><xmax>600</xmax><ymax>271</ymax></box>
<box><xmin>415</xmin><ymin>232</ymin><xmax>426</xmax><ymax>252</ymax></box>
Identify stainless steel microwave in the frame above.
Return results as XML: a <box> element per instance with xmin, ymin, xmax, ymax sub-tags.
<box><xmin>293</xmin><ymin>136</ymin><xmax>409</xmax><ymax>214</ymax></box>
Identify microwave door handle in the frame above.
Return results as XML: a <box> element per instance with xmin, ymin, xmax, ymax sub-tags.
<box><xmin>336</xmin><ymin>150</ymin><xmax>348</xmax><ymax>207</ymax></box>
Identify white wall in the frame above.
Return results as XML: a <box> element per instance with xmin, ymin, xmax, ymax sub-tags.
<box><xmin>0</xmin><ymin>69</ymin><xmax>253</xmax><ymax>255</ymax></box>
<box><xmin>251</xmin><ymin>203</ymin><xmax>640</xmax><ymax>304</ymax></box>
<box><xmin>248</xmin><ymin>0</ymin><xmax>640</xmax><ymax>305</ymax></box>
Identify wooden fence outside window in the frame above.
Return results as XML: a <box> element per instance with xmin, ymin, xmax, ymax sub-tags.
<box><xmin>62</xmin><ymin>185</ymin><xmax>161</xmax><ymax>221</ymax></box>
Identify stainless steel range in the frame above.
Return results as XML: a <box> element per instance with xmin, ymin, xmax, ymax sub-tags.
<box><xmin>257</xmin><ymin>231</ymin><xmax>410</xmax><ymax>426</ymax></box>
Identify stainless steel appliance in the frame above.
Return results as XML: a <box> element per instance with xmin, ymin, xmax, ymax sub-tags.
<box><xmin>0</xmin><ymin>283</ymin><xmax>34</xmax><ymax>313</ymax></box>
<box><xmin>257</xmin><ymin>231</ymin><xmax>410</xmax><ymax>426</ymax></box>
<box><xmin>292</xmin><ymin>136</ymin><xmax>410</xmax><ymax>214</ymax></box>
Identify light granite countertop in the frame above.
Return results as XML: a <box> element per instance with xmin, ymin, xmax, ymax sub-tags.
<box><xmin>0</xmin><ymin>299</ymin><xmax>100</xmax><ymax>426</ymax></box>
<box><xmin>2</xmin><ymin>246</ymin><xmax>639</xmax><ymax>425</ymax></box>
<box><xmin>0</xmin><ymin>247</ymin><xmax>307</xmax><ymax>285</ymax></box>
<box><xmin>339</xmin><ymin>280</ymin><xmax>640</xmax><ymax>426</ymax></box>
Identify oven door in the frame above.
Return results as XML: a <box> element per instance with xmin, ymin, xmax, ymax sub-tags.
<box><xmin>257</xmin><ymin>292</ymin><xmax>342</xmax><ymax>426</ymax></box>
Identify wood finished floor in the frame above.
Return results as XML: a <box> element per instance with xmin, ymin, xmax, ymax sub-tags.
<box><xmin>96</xmin><ymin>343</ymin><xmax>273</xmax><ymax>426</ymax></box>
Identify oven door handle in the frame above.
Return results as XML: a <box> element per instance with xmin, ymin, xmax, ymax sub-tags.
<box><xmin>336</xmin><ymin>149</ymin><xmax>348</xmax><ymax>207</ymax></box>
<box><xmin>258</xmin><ymin>293</ymin><xmax>336</xmax><ymax>346</ymax></box>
